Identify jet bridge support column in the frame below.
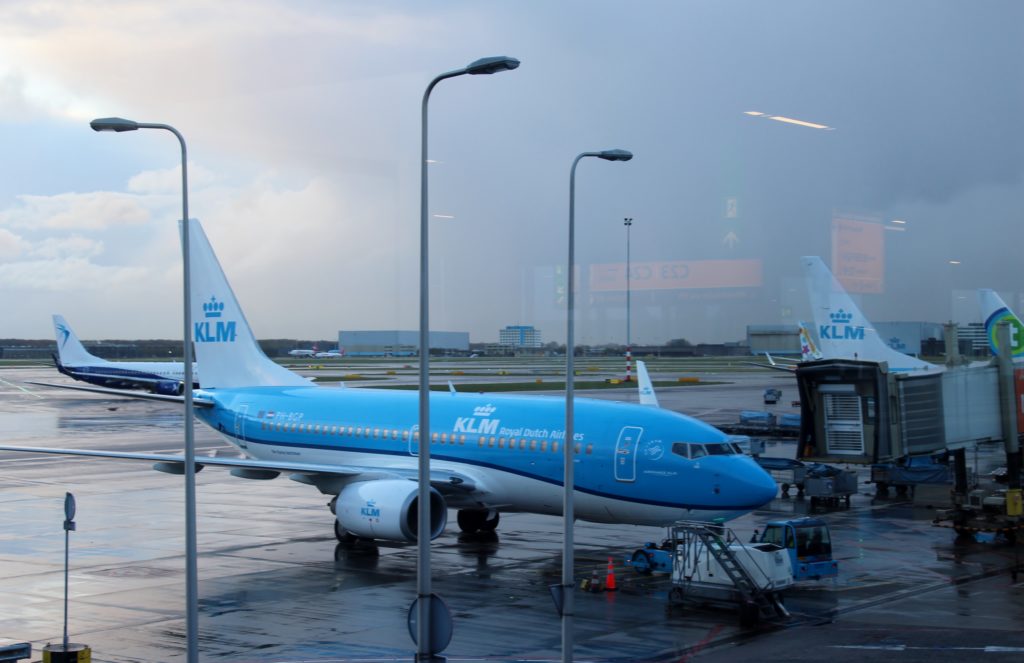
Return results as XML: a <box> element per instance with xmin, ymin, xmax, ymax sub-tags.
<box><xmin>996</xmin><ymin>323</ymin><xmax>1021</xmax><ymax>490</ymax></box>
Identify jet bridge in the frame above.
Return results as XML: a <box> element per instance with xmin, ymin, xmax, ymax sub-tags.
<box><xmin>795</xmin><ymin>359</ymin><xmax>1003</xmax><ymax>467</ymax></box>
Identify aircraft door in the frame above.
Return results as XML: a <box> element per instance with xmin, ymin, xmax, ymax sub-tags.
<box><xmin>614</xmin><ymin>426</ymin><xmax>643</xmax><ymax>482</ymax></box>
<box><xmin>408</xmin><ymin>424</ymin><xmax>419</xmax><ymax>456</ymax></box>
<box><xmin>234</xmin><ymin>404</ymin><xmax>249</xmax><ymax>449</ymax></box>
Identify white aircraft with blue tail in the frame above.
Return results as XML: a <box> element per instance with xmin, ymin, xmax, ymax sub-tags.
<box><xmin>803</xmin><ymin>256</ymin><xmax>942</xmax><ymax>373</ymax></box>
<box><xmin>2</xmin><ymin>219</ymin><xmax>777</xmax><ymax>543</ymax></box>
<box><xmin>51</xmin><ymin>314</ymin><xmax>199</xmax><ymax>395</ymax></box>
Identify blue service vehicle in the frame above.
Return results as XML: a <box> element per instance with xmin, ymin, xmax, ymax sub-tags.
<box><xmin>627</xmin><ymin>517</ymin><xmax>837</xmax><ymax>582</ymax></box>
<box><xmin>757</xmin><ymin>517</ymin><xmax>837</xmax><ymax>581</ymax></box>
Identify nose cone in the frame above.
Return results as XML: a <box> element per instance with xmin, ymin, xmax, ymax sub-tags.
<box><xmin>750</xmin><ymin>466</ymin><xmax>779</xmax><ymax>507</ymax></box>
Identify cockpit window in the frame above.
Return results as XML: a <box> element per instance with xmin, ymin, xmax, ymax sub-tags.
<box><xmin>671</xmin><ymin>442</ymin><xmax>738</xmax><ymax>458</ymax></box>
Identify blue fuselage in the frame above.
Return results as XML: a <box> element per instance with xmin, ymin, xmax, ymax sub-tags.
<box><xmin>195</xmin><ymin>386</ymin><xmax>778</xmax><ymax>525</ymax></box>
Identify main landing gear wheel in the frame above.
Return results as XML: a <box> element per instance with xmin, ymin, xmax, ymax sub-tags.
<box><xmin>334</xmin><ymin>520</ymin><xmax>359</xmax><ymax>543</ymax></box>
<box><xmin>457</xmin><ymin>509</ymin><xmax>500</xmax><ymax>533</ymax></box>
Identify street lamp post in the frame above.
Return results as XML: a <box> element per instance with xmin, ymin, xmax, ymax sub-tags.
<box><xmin>418</xmin><ymin>56</ymin><xmax>518</xmax><ymax>661</ymax></box>
<box><xmin>563</xmin><ymin>149</ymin><xmax>632</xmax><ymax>663</ymax></box>
<box><xmin>624</xmin><ymin>217</ymin><xmax>633</xmax><ymax>382</ymax></box>
<box><xmin>89</xmin><ymin>117</ymin><xmax>198</xmax><ymax>663</ymax></box>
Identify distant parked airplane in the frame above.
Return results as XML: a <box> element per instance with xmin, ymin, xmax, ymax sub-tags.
<box><xmin>802</xmin><ymin>256</ymin><xmax>941</xmax><ymax>373</ymax></box>
<box><xmin>7</xmin><ymin>219</ymin><xmax>778</xmax><ymax>544</ymax></box>
<box><xmin>288</xmin><ymin>348</ymin><xmax>316</xmax><ymax>357</ymax></box>
<box><xmin>978</xmin><ymin>289</ymin><xmax>1024</xmax><ymax>361</ymax></box>
<box><xmin>51</xmin><ymin>314</ymin><xmax>198</xmax><ymax>395</ymax></box>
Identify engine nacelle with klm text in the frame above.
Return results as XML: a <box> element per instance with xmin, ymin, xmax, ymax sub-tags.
<box><xmin>335</xmin><ymin>479</ymin><xmax>447</xmax><ymax>542</ymax></box>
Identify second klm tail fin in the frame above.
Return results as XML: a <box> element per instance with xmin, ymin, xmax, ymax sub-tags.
<box><xmin>978</xmin><ymin>289</ymin><xmax>1024</xmax><ymax>360</ymax></box>
<box><xmin>52</xmin><ymin>315</ymin><xmax>104</xmax><ymax>366</ymax></box>
<box><xmin>801</xmin><ymin>256</ymin><xmax>938</xmax><ymax>373</ymax></box>
<box><xmin>185</xmin><ymin>219</ymin><xmax>311</xmax><ymax>389</ymax></box>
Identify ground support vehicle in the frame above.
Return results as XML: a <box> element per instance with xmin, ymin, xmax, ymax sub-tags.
<box><xmin>665</xmin><ymin>521</ymin><xmax>791</xmax><ymax>627</ymax></box>
<box><xmin>756</xmin><ymin>517</ymin><xmax>838</xmax><ymax>581</ymax></box>
<box><xmin>933</xmin><ymin>448</ymin><xmax>1024</xmax><ymax>543</ymax></box>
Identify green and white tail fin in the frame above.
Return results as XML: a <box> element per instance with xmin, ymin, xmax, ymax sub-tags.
<box><xmin>978</xmin><ymin>288</ymin><xmax>1024</xmax><ymax>360</ymax></box>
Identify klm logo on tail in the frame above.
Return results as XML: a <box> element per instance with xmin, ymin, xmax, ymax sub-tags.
<box><xmin>820</xmin><ymin>309</ymin><xmax>864</xmax><ymax>341</ymax></box>
<box><xmin>194</xmin><ymin>296</ymin><xmax>237</xmax><ymax>344</ymax></box>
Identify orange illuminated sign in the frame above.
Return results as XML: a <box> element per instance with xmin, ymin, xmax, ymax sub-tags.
<box><xmin>589</xmin><ymin>259</ymin><xmax>763</xmax><ymax>292</ymax></box>
<box><xmin>832</xmin><ymin>217</ymin><xmax>884</xmax><ymax>294</ymax></box>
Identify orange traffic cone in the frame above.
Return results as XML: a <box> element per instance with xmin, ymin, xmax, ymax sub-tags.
<box><xmin>605</xmin><ymin>557</ymin><xmax>617</xmax><ymax>591</ymax></box>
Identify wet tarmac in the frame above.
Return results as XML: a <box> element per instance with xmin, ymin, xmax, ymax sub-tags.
<box><xmin>2</xmin><ymin>365</ymin><xmax>1023</xmax><ymax>662</ymax></box>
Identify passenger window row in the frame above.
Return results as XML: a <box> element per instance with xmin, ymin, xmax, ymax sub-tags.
<box><xmin>256</xmin><ymin>419</ymin><xmax>594</xmax><ymax>454</ymax></box>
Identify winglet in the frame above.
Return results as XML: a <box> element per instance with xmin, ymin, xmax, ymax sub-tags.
<box><xmin>636</xmin><ymin>360</ymin><xmax>659</xmax><ymax>407</ymax></box>
<box><xmin>448</xmin><ymin>381</ymin><xmax>457</xmax><ymax>394</ymax></box>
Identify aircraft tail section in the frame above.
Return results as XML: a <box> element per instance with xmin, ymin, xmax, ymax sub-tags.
<box><xmin>52</xmin><ymin>315</ymin><xmax>103</xmax><ymax>367</ymax></box>
<box><xmin>801</xmin><ymin>256</ymin><xmax>936</xmax><ymax>372</ymax></box>
<box><xmin>979</xmin><ymin>289</ymin><xmax>1024</xmax><ymax>359</ymax></box>
<box><xmin>184</xmin><ymin>219</ymin><xmax>310</xmax><ymax>389</ymax></box>
<box><xmin>797</xmin><ymin>321</ymin><xmax>822</xmax><ymax>361</ymax></box>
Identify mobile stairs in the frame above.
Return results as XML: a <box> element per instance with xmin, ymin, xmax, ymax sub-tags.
<box><xmin>668</xmin><ymin>520</ymin><xmax>792</xmax><ymax>627</ymax></box>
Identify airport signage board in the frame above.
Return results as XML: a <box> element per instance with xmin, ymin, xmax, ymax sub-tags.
<box><xmin>831</xmin><ymin>216</ymin><xmax>884</xmax><ymax>294</ymax></box>
<box><xmin>588</xmin><ymin>259</ymin><xmax>763</xmax><ymax>292</ymax></box>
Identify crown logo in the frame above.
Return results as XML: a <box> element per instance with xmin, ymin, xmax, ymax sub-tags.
<box><xmin>203</xmin><ymin>296</ymin><xmax>225</xmax><ymax>318</ymax></box>
<box><xmin>889</xmin><ymin>337</ymin><xmax>906</xmax><ymax>350</ymax></box>
<box><xmin>829</xmin><ymin>309</ymin><xmax>853</xmax><ymax>324</ymax></box>
<box><xmin>474</xmin><ymin>404</ymin><xmax>497</xmax><ymax>417</ymax></box>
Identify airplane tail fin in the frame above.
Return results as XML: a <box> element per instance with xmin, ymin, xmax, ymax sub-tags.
<box><xmin>978</xmin><ymin>289</ymin><xmax>1024</xmax><ymax>359</ymax></box>
<box><xmin>52</xmin><ymin>315</ymin><xmax>103</xmax><ymax>366</ymax></box>
<box><xmin>797</xmin><ymin>321</ymin><xmax>822</xmax><ymax>361</ymax></box>
<box><xmin>635</xmin><ymin>360</ymin><xmax>659</xmax><ymax>407</ymax></box>
<box><xmin>801</xmin><ymin>256</ymin><xmax>935</xmax><ymax>371</ymax></box>
<box><xmin>184</xmin><ymin>219</ymin><xmax>311</xmax><ymax>389</ymax></box>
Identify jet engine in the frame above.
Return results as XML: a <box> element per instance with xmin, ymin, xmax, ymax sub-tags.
<box><xmin>153</xmin><ymin>380</ymin><xmax>184</xmax><ymax>396</ymax></box>
<box><xmin>334</xmin><ymin>479</ymin><xmax>447</xmax><ymax>542</ymax></box>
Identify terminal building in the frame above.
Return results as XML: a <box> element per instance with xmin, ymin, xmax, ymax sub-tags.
<box><xmin>498</xmin><ymin>325</ymin><xmax>542</xmax><ymax>349</ymax></box>
<box><xmin>338</xmin><ymin>330</ymin><xmax>469</xmax><ymax>357</ymax></box>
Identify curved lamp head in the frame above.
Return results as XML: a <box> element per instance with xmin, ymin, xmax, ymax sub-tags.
<box><xmin>598</xmin><ymin>149</ymin><xmax>633</xmax><ymax>162</ymax></box>
<box><xmin>90</xmin><ymin>117</ymin><xmax>139</xmax><ymax>132</ymax></box>
<box><xmin>466</xmin><ymin>56</ymin><xmax>520</xmax><ymax>75</ymax></box>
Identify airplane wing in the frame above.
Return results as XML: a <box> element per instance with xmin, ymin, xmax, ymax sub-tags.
<box><xmin>0</xmin><ymin>444</ymin><xmax>477</xmax><ymax>496</ymax></box>
<box><xmin>25</xmin><ymin>380</ymin><xmax>216</xmax><ymax>406</ymax></box>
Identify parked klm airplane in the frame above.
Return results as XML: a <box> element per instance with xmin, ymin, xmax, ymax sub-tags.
<box><xmin>978</xmin><ymin>289</ymin><xmax>1024</xmax><ymax>360</ymax></box>
<box><xmin>51</xmin><ymin>314</ymin><xmax>199</xmax><ymax>395</ymax></box>
<box><xmin>803</xmin><ymin>256</ymin><xmax>941</xmax><ymax>373</ymax></box>
<box><xmin>5</xmin><ymin>220</ymin><xmax>777</xmax><ymax>543</ymax></box>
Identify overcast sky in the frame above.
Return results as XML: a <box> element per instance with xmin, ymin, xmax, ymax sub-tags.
<box><xmin>1</xmin><ymin>1</ymin><xmax>1022</xmax><ymax>345</ymax></box>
